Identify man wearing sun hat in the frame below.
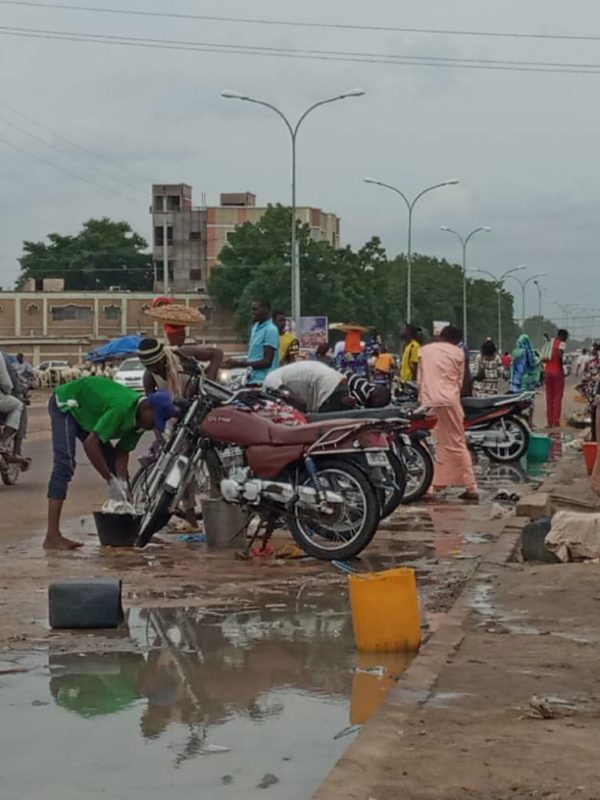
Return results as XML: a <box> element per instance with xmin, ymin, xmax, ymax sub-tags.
<box><xmin>44</xmin><ymin>376</ymin><xmax>175</xmax><ymax>551</ymax></box>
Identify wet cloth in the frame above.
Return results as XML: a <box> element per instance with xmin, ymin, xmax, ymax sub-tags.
<box><xmin>419</xmin><ymin>342</ymin><xmax>476</xmax><ymax>492</ymax></box>
<box><xmin>545</xmin><ymin>510</ymin><xmax>600</xmax><ymax>562</ymax></box>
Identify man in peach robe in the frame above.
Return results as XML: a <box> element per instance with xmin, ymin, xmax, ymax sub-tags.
<box><xmin>419</xmin><ymin>325</ymin><xmax>478</xmax><ymax>501</ymax></box>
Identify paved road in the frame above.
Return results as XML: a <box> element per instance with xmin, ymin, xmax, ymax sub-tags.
<box><xmin>0</xmin><ymin>436</ymin><xmax>125</xmax><ymax>545</ymax></box>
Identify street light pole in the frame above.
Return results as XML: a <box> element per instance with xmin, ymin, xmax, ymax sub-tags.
<box><xmin>222</xmin><ymin>88</ymin><xmax>365</xmax><ymax>330</ymax></box>
<box><xmin>533</xmin><ymin>279</ymin><xmax>544</xmax><ymax>348</ymax></box>
<box><xmin>505</xmin><ymin>272</ymin><xmax>546</xmax><ymax>331</ymax></box>
<box><xmin>363</xmin><ymin>178</ymin><xmax>459</xmax><ymax>323</ymax></box>
<box><xmin>470</xmin><ymin>265</ymin><xmax>526</xmax><ymax>351</ymax></box>
<box><xmin>440</xmin><ymin>226</ymin><xmax>491</xmax><ymax>344</ymax></box>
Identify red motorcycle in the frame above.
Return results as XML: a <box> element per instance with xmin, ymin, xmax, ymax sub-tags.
<box><xmin>135</xmin><ymin>363</ymin><xmax>392</xmax><ymax>560</ymax></box>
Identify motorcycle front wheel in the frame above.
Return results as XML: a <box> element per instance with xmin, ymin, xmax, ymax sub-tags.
<box><xmin>286</xmin><ymin>457</ymin><xmax>380</xmax><ymax>560</ymax></box>
<box><xmin>482</xmin><ymin>415</ymin><xmax>529</xmax><ymax>463</ymax></box>
<box><xmin>0</xmin><ymin>438</ymin><xmax>20</xmax><ymax>486</ymax></box>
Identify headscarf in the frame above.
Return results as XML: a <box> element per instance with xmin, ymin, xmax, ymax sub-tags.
<box><xmin>511</xmin><ymin>334</ymin><xmax>540</xmax><ymax>391</ymax></box>
<box><xmin>137</xmin><ymin>338</ymin><xmax>181</xmax><ymax>395</ymax></box>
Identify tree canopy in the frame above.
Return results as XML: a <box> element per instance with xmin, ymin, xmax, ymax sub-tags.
<box><xmin>17</xmin><ymin>218</ymin><xmax>153</xmax><ymax>291</ymax></box>
<box><xmin>209</xmin><ymin>205</ymin><xmax>520</xmax><ymax>348</ymax></box>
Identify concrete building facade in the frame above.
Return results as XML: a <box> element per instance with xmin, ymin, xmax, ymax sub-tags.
<box><xmin>0</xmin><ymin>290</ymin><xmax>239</xmax><ymax>364</ymax></box>
<box><xmin>151</xmin><ymin>184</ymin><xmax>341</xmax><ymax>291</ymax></box>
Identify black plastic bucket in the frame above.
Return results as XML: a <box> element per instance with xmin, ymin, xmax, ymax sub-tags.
<box><xmin>93</xmin><ymin>511</ymin><xmax>142</xmax><ymax>547</ymax></box>
<box><xmin>521</xmin><ymin>517</ymin><xmax>560</xmax><ymax>563</ymax></box>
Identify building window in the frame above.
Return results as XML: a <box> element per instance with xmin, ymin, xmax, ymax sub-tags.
<box><xmin>167</xmin><ymin>195</ymin><xmax>181</xmax><ymax>211</ymax></box>
<box><xmin>103</xmin><ymin>304</ymin><xmax>121</xmax><ymax>320</ymax></box>
<box><xmin>154</xmin><ymin>226</ymin><xmax>173</xmax><ymax>246</ymax></box>
<box><xmin>26</xmin><ymin>303</ymin><xmax>39</xmax><ymax>315</ymax></box>
<box><xmin>153</xmin><ymin>195</ymin><xmax>164</xmax><ymax>212</ymax></box>
<box><xmin>189</xmin><ymin>269</ymin><xmax>202</xmax><ymax>281</ymax></box>
<box><xmin>189</xmin><ymin>231</ymin><xmax>201</xmax><ymax>241</ymax></box>
<box><xmin>225</xmin><ymin>230</ymin><xmax>235</xmax><ymax>243</ymax></box>
<box><xmin>51</xmin><ymin>305</ymin><xmax>93</xmax><ymax>322</ymax></box>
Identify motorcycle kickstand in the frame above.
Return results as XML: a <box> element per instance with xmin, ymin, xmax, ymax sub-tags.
<box><xmin>237</xmin><ymin>519</ymin><xmax>266</xmax><ymax>560</ymax></box>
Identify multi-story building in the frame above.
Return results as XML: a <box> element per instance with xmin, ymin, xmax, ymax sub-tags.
<box><xmin>151</xmin><ymin>184</ymin><xmax>341</xmax><ymax>291</ymax></box>
<box><xmin>0</xmin><ymin>289</ymin><xmax>240</xmax><ymax>364</ymax></box>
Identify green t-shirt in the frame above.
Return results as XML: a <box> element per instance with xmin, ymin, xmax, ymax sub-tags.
<box><xmin>55</xmin><ymin>376</ymin><xmax>143</xmax><ymax>452</ymax></box>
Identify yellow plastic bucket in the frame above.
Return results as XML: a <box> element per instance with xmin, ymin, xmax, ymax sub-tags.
<box><xmin>348</xmin><ymin>567</ymin><xmax>421</xmax><ymax>653</ymax></box>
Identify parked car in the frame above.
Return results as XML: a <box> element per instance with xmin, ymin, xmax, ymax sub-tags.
<box><xmin>113</xmin><ymin>357</ymin><xmax>145</xmax><ymax>391</ymax></box>
<box><xmin>38</xmin><ymin>360</ymin><xmax>70</xmax><ymax>372</ymax></box>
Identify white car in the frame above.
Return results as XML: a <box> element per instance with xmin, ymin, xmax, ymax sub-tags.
<box><xmin>114</xmin><ymin>357</ymin><xmax>145</xmax><ymax>391</ymax></box>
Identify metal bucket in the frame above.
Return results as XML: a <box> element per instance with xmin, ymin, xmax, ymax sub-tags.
<box><xmin>200</xmin><ymin>498</ymin><xmax>249</xmax><ymax>550</ymax></box>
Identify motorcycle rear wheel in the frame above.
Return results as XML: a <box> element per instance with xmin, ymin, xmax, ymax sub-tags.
<box><xmin>482</xmin><ymin>415</ymin><xmax>529</xmax><ymax>463</ymax></box>
<box><xmin>286</xmin><ymin>457</ymin><xmax>380</xmax><ymax>560</ymax></box>
<box><xmin>400</xmin><ymin>440</ymin><xmax>434</xmax><ymax>504</ymax></box>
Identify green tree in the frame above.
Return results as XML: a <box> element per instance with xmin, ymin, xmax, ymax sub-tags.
<box><xmin>17</xmin><ymin>218</ymin><xmax>153</xmax><ymax>291</ymax></box>
<box><xmin>209</xmin><ymin>205</ymin><xmax>518</xmax><ymax>349</ymax></box>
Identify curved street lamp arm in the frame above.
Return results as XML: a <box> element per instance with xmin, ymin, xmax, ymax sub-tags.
<box><xmin>239</xmin><ymin>97</ymin><xmax>294</xmax><ymax>138</ymax></box>
<box><xmin>441</xmin><ymin>227</ymin><xmax>465</xmax><ymax>247</ymax></box>
<box><xmin>412</xmin><ymin>182</ymin><xmax>454</xmax><ymax>210</ymax></box>
<box><xmin>464</xmin><ymin>226</ymin><xmax>487</xmax><ymax>247</ymax></box>
<box><xmin>365</xmin><ymin>180</ymin><xmax>411</xmax><ymax>211</ymax></box>
<box><xmin>294</xmin><ymin>94</ymin><xmax>356</xmax><ymax>138</ymax></box>
<box><xmin>504</xmin><ymin>273</ymin><xmax>525</xmax><ymax>291</ymax></box>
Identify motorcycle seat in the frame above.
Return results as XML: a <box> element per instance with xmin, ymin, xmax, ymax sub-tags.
<box><xmin>462</xmin><ymin>394</ymin><xmax>519</xmax><ymax>410</ymax></box>
<box><xmin>268</xmin><ymin>418</ymin><xmax>352</xmax><ymax>446</ymax></box>
<box><xmin>307</xmin><ymin>406</ymin><xmax>407</xmax><ymax>423</ymax></box>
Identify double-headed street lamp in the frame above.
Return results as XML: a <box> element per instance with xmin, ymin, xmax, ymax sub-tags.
<box><xmin>470</xmin><ymin>265</ymin><xmax>526</xmax><ymax>351</ymax></box>
<box><xmin>363</xmin><ymin>178</ymin><xmax>459</xmax><ymax>323</ymax></box>
<box><xmin>222</xmin><ymin>88</ymin><xmax>366</xmax><ymax>329</ymax></box>
<box><xmin>505</xmin><ymin>272</ymin><xmax>546</xmax><ymax>330</ymax></box>
<box><xmin>440</xmin><ymin>225</ymin><xmax>491</xmax><ymax>344</ymax></box>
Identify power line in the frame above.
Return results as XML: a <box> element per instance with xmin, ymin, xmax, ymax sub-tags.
<box><xmin>0</xmin><ymin>112</ymin><xmax>147</xmax><ymax>196</ymax></box>
<box><xmin>0</xmin><ymin>133</ymin><xmax>140</xmax><ymax>202</ymax></box>
<box><xmin>3</xmin><ymin>25</ymin><xmax>600</xmax><ymax>75</ymax></box>
<box><xmin>2</xmin><ymin>0</ymin><xmax>600</xmax><ymax>44</ymax></box>
<box><xmin>0</xmin><ymin>101</ymin><xmax>149</xmax><ymax>189</ymax></box>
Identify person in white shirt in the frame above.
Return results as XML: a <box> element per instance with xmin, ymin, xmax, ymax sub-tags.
<box><xmin>264</xmin><ymin>361</ymin><xmax>346</xmax><ymax>413</ymax></box>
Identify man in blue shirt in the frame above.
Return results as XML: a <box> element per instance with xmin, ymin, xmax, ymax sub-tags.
<box><xmin>227</xmin><ymin>299</ymin><xmax>280</xmax><ymax>383</ymax></box>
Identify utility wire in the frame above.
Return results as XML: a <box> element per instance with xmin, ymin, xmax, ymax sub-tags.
<box><xmin>1</xmin><ymin>0</ymin><xmax>600</xmax><ymax>44</ymax></box>
<box><xmin>0</xmin><ymin>100</ymin><xmax>149</xmax><ymax>188</ymax></box>
<box><xmin>0</xmin><ymin>133</ymin><xmax>140</xmax><ymax>202</ymax></box>
<box><xmin>0</xmin><ymin>112</ymin><xmax>147</xmax><ymax>196</ymax></box>
<box><xmin>3</xmin><ymin>25</ymin><xmax>600</xmax><ymax>75</ymax></box>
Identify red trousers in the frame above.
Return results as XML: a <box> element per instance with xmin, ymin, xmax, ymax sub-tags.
<box><xmin>545</xmin><ymin>370</ymin><xmax>565</xmax><ymax>427</ymax></box>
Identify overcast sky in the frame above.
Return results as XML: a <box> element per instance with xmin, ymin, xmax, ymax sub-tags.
<box><xmin>1</xmin><ymin>0</ymin><xmax>599</xmax><ymax>334</ymax></box>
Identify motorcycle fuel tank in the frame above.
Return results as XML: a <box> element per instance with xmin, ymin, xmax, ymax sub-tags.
<box><xmin>201</xmin><ymin>407</ymin><xmax>273</xmax><ymax>446</ymax></box>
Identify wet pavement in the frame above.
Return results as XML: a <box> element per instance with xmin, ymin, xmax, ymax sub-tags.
<box><xmin>0</xmin><ymin>590</ymin><xmax>412</xmax><ymax>799</ymax></box>
<box><xmin>0</xmin><ymin>431</ymin><xmax>573</xmax><ymax>799</ymax></box>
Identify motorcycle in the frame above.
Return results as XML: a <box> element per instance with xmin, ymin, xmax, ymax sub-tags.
<box><xmin>395</xmin><ymin>383</ymin><xmax>533</xmax><ymax>463</ymax></box>
<box><xmin>306</xmin><ymin>404</ymin><xmax>434</xmax><ymax>504</ymax></box>
<box><xmin>0</xmin><ymin>414</ymin><xmax>20</xmax><ymax>486</ymax></box>
<box><xmin>134</xmin><ymin>361</ymin><xmax>395</xmax><ymax>560</ymax></box>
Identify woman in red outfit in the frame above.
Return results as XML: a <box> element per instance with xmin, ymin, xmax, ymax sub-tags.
<box><xmin>544</xmin><ymin>329</ymin><xmax>569</xmax><ymax>427</ymax></box>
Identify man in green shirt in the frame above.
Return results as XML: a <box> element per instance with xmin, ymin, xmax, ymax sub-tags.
<box><xmin>45</xmin><ymin>376</ymin><xmax>174</xmax><ymax>550</ymax></box>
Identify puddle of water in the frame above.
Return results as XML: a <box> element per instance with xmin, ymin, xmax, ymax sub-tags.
<box><xmin>0</xmin><ymin>596</ymin><xmax>412</xmax><ymax>800</ymax></box>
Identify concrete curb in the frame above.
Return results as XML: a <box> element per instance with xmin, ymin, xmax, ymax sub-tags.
<box><xmin>313</xmin><ymin>524</ymin><xmax>522</xmax><ymax>800</ymax></box>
